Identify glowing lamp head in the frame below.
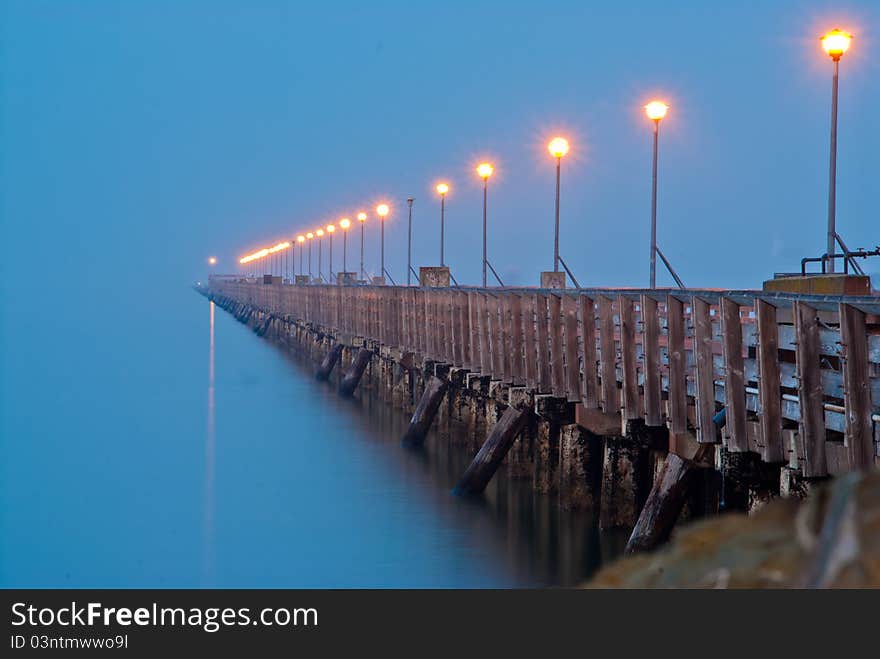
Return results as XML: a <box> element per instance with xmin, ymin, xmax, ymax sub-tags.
<box><xmin>208</xmin><ymin>256</ymin><xmax>217</xmax><ymax>265</ymax></box>
<box><xmin>306</xmin><ymin>232</ymin><xmax>314</xmax><ymax>239</ymax></box>
<box><xmin>326</xmin><ymin>224</ymin><xmax>335</xmax><ymax>233</ymax></box>
<box><xmin>376</xmin><ymin>203</ymin><xmax>389</xmax><ymax>218</ymax></box>
<box><xmin>436</xmin><ymin>182</ymin><xmax>449</xmax><ymax>196</ymax></box>
<box><xmin>547</xmin><ymin>137</ymin><xmax>570</xmax><ymax>159</ymax></box>
<box><xmin>357</xmin><ymin>212</ymin><xmax>367</xmax><ymax>223</ymax></box>
<box><xmin>316</xmin><ymin>229</ymin><xmax>324</xmax><ymax>237</ymax></box>
<box><xmin>476</xmin><ymin>162</ymin><xmax>494</xmax><ymax>180</ymax></box>
<box><xmin>645</xmin><ymin>101</ymin><xmax>669</xmax><ymax>122</ymax></box>
<box><xmin>297</xmin><ymin>235</ymin><xmax>305</xmax><ymax>243</ymax></box>
<box><xmin>339</xmin><ymin>218</ymin><xmax>351</xmax><ymax>230</ymax></box>
<box><xmin>822</xmin><ymin>29</ymin><xmax>852</xmax><ymax>60</ymax></box>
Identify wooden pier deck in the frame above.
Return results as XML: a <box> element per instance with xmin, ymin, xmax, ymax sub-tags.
<box><xmin>207</xmin><ymin>279</ymin><xmax>880</xmax><ymax>480</ymax></box>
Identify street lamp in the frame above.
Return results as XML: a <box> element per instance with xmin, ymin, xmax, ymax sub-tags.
<box><xmin>357</xmin><ymin>212</ymin><xmax>367</xmax><ymax>281</ymax></box>
<box><xmin>316</xmin><ymin>228</ymin><xmax>325</xmax><ymax>282</ymax></box>
<box><xmin>306</xmin><ymin>232</ymin><xmax>314</xmax><ymax>278</ymax></box>
<box><xmin>406</xmin><ymin>198</ymin><xmax>414</xmax><ymax>286</ymax></box>
<box><xmin>326</xmin><ymin>224</ymin><xmax>336</xmax><ymax>280</ymax></box>
<box><xmin>645</xmin><ymin>100</ymin><xmax>669</xmax><ymax>288</ymax></box>
<box><xmin>339</xmin><ymin>218</ymin><xmax>351</xmax><ymax>277</ymax></box>
<box><xmin>436</xmin><ymin>182</ymin><xmax>449</xmax><ymax>266</ymax></box>
<box><xmin>547</xmin><ymin>137</ymin><xmax>570</xmax><ymax>273</ymax></box>
<box><xmin>821</xmin><ymin>28</ymin><xmax>853</xmax><ymax>273</ymax></box>
<box><xmin>476</xmin><ymin>162</ymin><xmax>494</xmax><ymax>287</ymax></box>
<box><xmin>377</xmin><ymin>203</ymin><xmax>389</xmax><ymax>282</ymax></box>
<box><xmin>208</xmin><ymin>256</ymin><xmax>217</xmax><ymax>265</ymax></box>
<box><xmin>296</xmin><ymin>235</ymin><xmax>305</xmax><ymax>276</ymax></box>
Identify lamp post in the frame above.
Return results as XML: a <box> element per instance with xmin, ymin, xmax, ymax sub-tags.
<box><xmin>316</xmin><ymin>229</ymin><xmax>325</xmax><ymax>282</ymax></box>
<box><xmin>357</xmin><ymin>212</ymin><xmax>367</xmax><ymax>281</ymax></box>
<box><xmin>339</xmin><ymin>218</ymin><xmax>351</xmax><ymax>277</ymax></box>
<box><xmin>476</xmin><ymin>162</ymin><xmax>494</xmax><ymax>287</ymax></box>
<box><xmin>645</xmin><ymin>101</ymin><xmax>669</xmax><ymax>288</ymax></box>
<box><xmin>436</xmin><ymin>183</ymin><xmax>449</xmax><ymax>266</ymax></box>
<box><xmin>547</xmin><ymin>137</ymin><xmax>569</xmax><ymax>272</ymax></box>
<box><xmin>306</xmin><ymin>232</ymin><xmax>314</xmax><ymax>278</ymax></box>
<box><xmin>377</xmin><ymin>204</ymin><xmax>389</xmax><ymax>282</ymax></box>
<box><xmin>297</xmin><ymin>235</ymin><xmax>305</xmax><ymax>275</ymax></box>
<box><xmin>821</xmin><ymin>28</ymin><xmax>853</xmax><ymax>273</ymax></box>
<box><xmin>406</xmin><ymin>198</ymin><xmax>414</xmax><ymax>285</ymax></box>
<box><xmin>326</xmin><ymin>224</ymin><xmax>335</xmax><ymax>280</ymax></box>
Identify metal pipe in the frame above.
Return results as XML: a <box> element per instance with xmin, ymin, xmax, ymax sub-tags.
<box><xmin>440</xmin><ymin>194</ymin><xmax>446</xmax><ymax>266</ymax></box>
<box><xmin>554</xmin><ymin>156</ymin><xmax>561</xmax><ymax>272</ymax></box>
<box><xmin>826</xmin><ymin>58</ymin><xmax>840</xmax><ymax>273</ymax></box>
<box><xmin>482</xmin><ymin>179</ymin><xmax>488</xmax><ymax>288</ymax></box>
<box><xmin>650</xmin><ymin>120</ymin><xmax>659</xmax><ymax>288</ymax></box>
<box><xmin>407</xmin><ymin>198</ymin><xmax>414</xmax><ymax>286</ymax></box>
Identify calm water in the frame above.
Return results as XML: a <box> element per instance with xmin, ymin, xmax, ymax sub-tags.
<box><xmin>0</xmin><ymin>287</ymin><xmax>622</xmax><ymax>587</ymax></box>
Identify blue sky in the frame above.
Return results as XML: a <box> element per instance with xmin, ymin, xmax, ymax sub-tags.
<box><xmin>1</xmin><ymin>0</ymin><xmax>878</xmax><ymax>294</ymax></box>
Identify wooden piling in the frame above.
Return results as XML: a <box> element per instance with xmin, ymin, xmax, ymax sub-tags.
<box><xmin>401</xmin><ymin>375</ymin><xmax>449</xmax><ymax>447</ymax></box>
<box><xmin>315</xmin><ymin>343</ymin><xmax>344</xmax><ymax>381</ymax></box>
<box><xmin>454</xmin><ymin>406</ymin><xmax>529</xmax><ymax>495</ymax></box>
<box><xmin>339</xmin><ymin>347</ymin><xmax>373</xmax><ymax>396</ymax></box>
<box><xmin>624</xmin><ymin>445</ymin><xmax>712</xmax><ymax>554</ymax></box>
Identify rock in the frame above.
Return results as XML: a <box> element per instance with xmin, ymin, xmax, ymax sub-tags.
<box><xmin>586</xmin><ymin>468</ymin><xmax>880</xmax><ymax>588</ymax></box>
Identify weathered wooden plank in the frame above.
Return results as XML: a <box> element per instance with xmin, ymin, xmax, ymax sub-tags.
<box><xmin>756</xmin><ymin>299</ymin><xmax>784</xmax><ymax>462</ymax></box>
<box><xmin>692</xmin><ymin>297</ymin><xmax>718</xmax><ymax>444</ymax></box>
<box><xmin>720</xmin><ymin>297</ymin><xmax>748</xmax><ymax>452</ymax></box>
<box><xmin>495</xmin><ymin>294</ymin><xmax>508</xmax><ymax>382</ymax></box>
<box><xmin>453</xmin><ymin>291</ymin><xmax>463</xmax><ymax>367</ymax></box>
<box><xmin>478</xmin><ymin>293</ymin><xmax>490</xmax><ymax>376</ymax></box>
<box><xmin>597</xmin><ymin>296</ymin><xmax>618</xmax><ymax>414</ymax></box>
<box><xmin>523</xmin><ymin>294</ymin><xmax>538</xmax><ymax>388</ymax></box>
<box><xmin>618</xmin><ymin>295</ymin><xmax>640</xmax><ymax>421</ymax></box>
<box><xmin>578</xmin><ymin>295</ymin><xmax>599</xmax><ymax>408</ymax></box>
<box><xmin>468</xmin><ymin>291</ymin><xmax>478</xmax><ymax>371</ymax></box>
<box><xmin>536</xmin><ymin>294</ymin><xmax>552</xmax><ymax>393</ymax></box>
<box><xmin>562</xmin><ymin>294</ymin><xmax>581</xmax><ymax>402</ymax></box>
<box><xmin>486</xmin><ymin>294</ymin><xmax>499</xmax><ymax>378</ymax></box>
<box><xmin>509</xmin><ymin>293</ymin><xmax>525</xmax><ymax>386</ymax></box>
<box><xmin>839</xmin><ymin>303</ymin><xmax>874</xmax><ymax>470</ymax></box>
<box><xmin>641</xmin><ymin>294</ymin><xmax>662</xmax><ymax>426</ymax></box>
<box><xmin>461</xmin><ymin>291</ymin><xmax>472</xmax><ymax>369</ymax></box>
<box><xmin>549</xmin><ymin>294</ymin><xmax>565</xmax><ymax>397</ymax></box>
<box><xmin>794</xmin><ymin>301</ymin><xmax>828</xmax><ymax>477</ymax></box>
<box><xmin>666</xmin><ymin>295</ymin><xmax>687</xmax><ymax>436</ymax></box>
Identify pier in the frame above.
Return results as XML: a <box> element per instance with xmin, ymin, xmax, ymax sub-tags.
<box><xmin>201</xmin><ymin>277</ymin><xmax>880</xmax><ymax>550</ymax></box>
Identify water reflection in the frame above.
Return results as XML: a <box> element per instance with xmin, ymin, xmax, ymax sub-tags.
<box><xmin>278</xmin><ymin>340</ymin><xmax>626</xmax><ymax>587</ymax></box>
<box><xmin>202</xmin><ymin>301</ymin><xmax>216</xmax><ymax>584</ymax></box>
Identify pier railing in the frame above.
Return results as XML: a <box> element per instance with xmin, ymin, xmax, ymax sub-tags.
<box><xmin>208</xmin><ymin>279</ymin><xmax>880</xmax><ymax>477</ymax></box>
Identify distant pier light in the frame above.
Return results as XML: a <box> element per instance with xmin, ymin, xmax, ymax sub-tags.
<box><xmin>208</xmin><ymin>256</ymin><xmax>217</xmax><ymax>265</ymax></box>
<box><xmin>821</xmin><ymin>29</ymin><xmax>852</xmax><ymax>60</ymax></box>
<box><xmin>376</xmin><ymin>204</ymin><xmax>390</xmax><ymax>282</ymax></box>
<box><xmin>476</xmin><ymin>162</ymin><xmax>494</xmax><ymax>287</ymax></box>
<box><xmin>645</xmin><ymin>100</ymin><xmax>670</xmax><ymax>288</ymax></box>
<box><xmin>339</xmin><ymin>218</ymin><xmax>351</xmax><ymax>276</ymax></box>
<box><xmin>644</xmin><ymin>101</ymin><xmax>669</xmax><ymax>122</ymax></box>
<box><xmin>357</xmin><ymin>212</ymin><xmax>368</xmax><ymax>281</ymax></box>
<box><xmin>436</xmin><ymin>183</ymin><xmax>450</xmax><ymax>266</ymax></box>
<box><xmin>820</xmin><ymin>28</ymin><xmax>853</xmax><ymax>273</ymax></box>
<box><xmin>326</xmin><ymin>224</ymin><xmax>336</xmax><ymax>277</ymax></box>
<box><xmin>547</xmin><ymin>137</ymin><xmax>570</xmax><ymax>275</ymax></box>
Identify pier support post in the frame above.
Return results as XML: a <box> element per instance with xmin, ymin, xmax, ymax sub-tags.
<box><xmin>599</xmin><ymin>435</ymin><xmax>653</xmax><ymax>530</ymax></box>
<box><xmin>315</xmin><ymin>343</ymin><xmax>344</xmax><ymax>381</ymax></box>
<box><xmin>454</xmin><ymin>406</ymin><xmax>530</xmax><ymax>495</ymax></box>
<box><xmin>401</xmin><ymin>376</ymin><xmax>448</xmax><ymax>447</ymax></box>
<box><xmin>339</xmin><ymin>348</ymin><xmax>373</xmax><ymax>397</ymax></box>
<box><xmin>558</xmin><ymin>424</ymin><xmax>604</xmax><ymax>511</ymax></box>
<box><xmin>624</xmin><ymin>445</ymin><xmax>713</xmax><ymax>554</ymax></box>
